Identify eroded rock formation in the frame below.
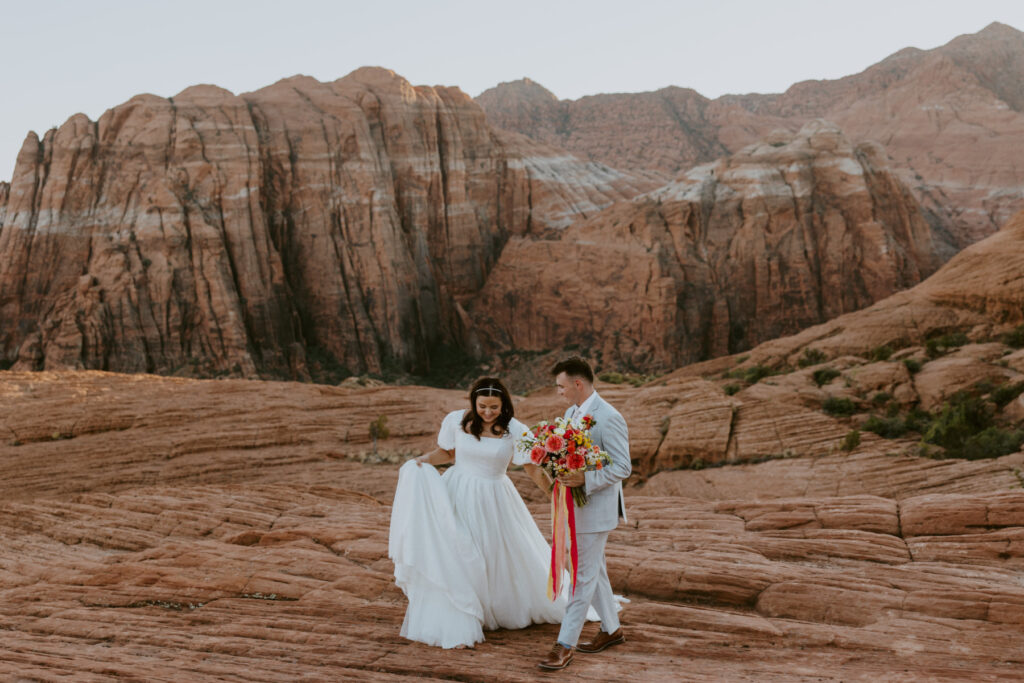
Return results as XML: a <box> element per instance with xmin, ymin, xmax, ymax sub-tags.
<box><xmin>0</xmin><ymin>68</ymin><xmax>654</xmax><ymax>379</ymax></box>
<box><xmin>1</xmin><ymin>368</ymin><xmax>1023</xmax><ymax>680</ymax></box>
<box><xmin>470</xmin><ymin>121</ymin><xmax>939</xmax><ymax>371</ymax></box>
<box><xmin>479</xmin><ymin>22</ymin><xmax>1024</xmax><ymax>250</ymax></box>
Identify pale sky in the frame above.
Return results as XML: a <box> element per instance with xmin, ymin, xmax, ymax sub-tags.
<box><xmin>2</xmin><ymin>0</ymin><xmax>1023</xmax><ymax>181</ymax></box>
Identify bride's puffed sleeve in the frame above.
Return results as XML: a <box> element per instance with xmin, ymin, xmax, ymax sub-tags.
<box><xmin>437</xmin><ymin>410</ymin><xmax>463</xmax><ymax>450</ymax></box>
<box><xmin>509</xmin><ymin>418</ymin><xmax>532</xmax><ymax>466</ymax></box>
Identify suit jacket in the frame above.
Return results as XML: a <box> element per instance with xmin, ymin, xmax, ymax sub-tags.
<box><xmin>566</xmin><ymin>393</ymin><xmax>630</xmax><ymax>533</ymax></box>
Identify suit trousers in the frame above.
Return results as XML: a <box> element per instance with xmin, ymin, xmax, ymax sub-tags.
<box><xmin>557</xmin><ymin>530</ymin><xmax>620</xmax><ymax>647</ymax></box>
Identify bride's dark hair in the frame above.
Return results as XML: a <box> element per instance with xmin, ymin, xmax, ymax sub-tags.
<box><xmin>462</xmin><ymin>377</ymin><xmax>514</xmax><ymax>439</ymax></box>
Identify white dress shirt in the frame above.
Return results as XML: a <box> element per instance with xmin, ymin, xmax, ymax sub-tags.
<box><xmin>571</xmin><ymin>390</ymin><xmax>600</xmax><ymax>427</ymax></box>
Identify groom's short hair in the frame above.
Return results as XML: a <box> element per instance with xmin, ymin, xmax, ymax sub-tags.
<box><xmin>551</xmin><ymin>356</ymin><xmax>594</xmax><ymax>383</ymax></box>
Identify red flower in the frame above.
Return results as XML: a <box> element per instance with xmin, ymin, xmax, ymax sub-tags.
<box><xmin>530</xmin><ymin>445</ymin><xmax>547</xmax><ymax>465</ymax></box>
<box><xmin>545</xmin><ymin>434</ymin><xmax>565</xmax><ymax>453</ymax></box>
<box><xmin>566</xmin><ymin>451</ymin><xmax>586</xmax><ymax>470</ymax></box>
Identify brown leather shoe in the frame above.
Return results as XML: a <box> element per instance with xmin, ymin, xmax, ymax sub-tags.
<box><xmin>538</xmin><ymin>642</ymin><xmax>574</xmax><ymax>670</ymax></box>
<box><xmin>576</xmin><ymin>627</ymin><xmax>625</xmax><ymax>653</ymax></box>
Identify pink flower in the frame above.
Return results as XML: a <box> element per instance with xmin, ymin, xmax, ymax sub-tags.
<box><xmin>530</xmin><ymin>445</ymin><xmax>547</xmax><ymax>465</ymax></box>
<box><xmin>545</xmin><ymin>434</ymin><xmax>565</xmax><ymax>453</ymax></box>
<box><xmin>566</xmin><ymin>451</ymin><xmax>586</xmax><ymax>471</ymax></box>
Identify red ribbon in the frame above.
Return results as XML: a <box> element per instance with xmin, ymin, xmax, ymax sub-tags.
<box><xmin>547</xmin><ymin>481</ymin><xmax>579</xmax><ymax>600</ymax></box>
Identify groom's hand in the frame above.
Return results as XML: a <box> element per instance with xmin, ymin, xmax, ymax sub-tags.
<box><xmin>557</xmin><ymin>471</ymin><xmax>585</xmax><ymax>487</ymax></box>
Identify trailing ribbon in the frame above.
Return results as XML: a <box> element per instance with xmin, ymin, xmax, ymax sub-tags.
<box><xmin>547</xmin><ymin>481</ymin><xmax>579</xmax><ymax>600</ymax></box>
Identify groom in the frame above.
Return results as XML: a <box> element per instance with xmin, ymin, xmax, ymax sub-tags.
<box><xmin>539</xmin><ymin>356</ymin><xmax>631</xmax><ymax>671</ymax></box>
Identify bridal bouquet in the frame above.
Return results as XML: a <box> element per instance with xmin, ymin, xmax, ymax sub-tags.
<box><xmin>517</xmin><ymin>415</ymin><xmax>610</xmax><ymax>507</ymax></box>
<box><xmin>518</xmin><ymin>415</ymin><xmax>610</xmax><ymax>599</ymax></box>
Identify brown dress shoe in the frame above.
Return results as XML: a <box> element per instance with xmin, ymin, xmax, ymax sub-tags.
<box><xmin>576</xmin><ymin>627</ymin><xmax>625</xmax><ymax>653</ymax></box>
<box><xmin>538</xmin><ymin>642</ymin><xmax>574</xmax><ymax>670</ymax></box>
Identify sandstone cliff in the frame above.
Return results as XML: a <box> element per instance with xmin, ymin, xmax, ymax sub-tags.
<box><xmin>476</xmin><ymin>78</ymin><xmax>721</xmax><ymax>179</ymax></box>
<box><xmin>479</xmin><ymin>22</ymin><xmax>1024</xmax><ymax>250</ymax></box>
<box><xmin>470</xmin><ymin>121</ymin><xmax>939</xmax><ymax>371</ymax></box>
<box><xmin>0</xmin><ymin>68</ymin><xmax>654</xmax><ymax>379</ymax></box>
<box><xmin>683</xmin><ymin>206</ymin><xmax>1024</xmax><ymax>376</ymax></box>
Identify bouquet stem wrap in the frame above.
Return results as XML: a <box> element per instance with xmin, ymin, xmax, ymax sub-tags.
<box><xmin>547</xmin><ymin>481</ymin><xmax>579</xmax><ymax>600</ymax></box>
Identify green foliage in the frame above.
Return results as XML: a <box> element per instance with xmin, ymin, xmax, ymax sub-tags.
<box><xmin>841</xmin><ymin>429</ymin><xmax>861</xmax><ymax>452</ymax></box>
<box><xmin>957</xmin><ymin>427</ymin><xmax>1024</xmax><ymax>461</ymax></box>
<box><xmin>863</xmin><ymin>414</ymin><xmax>908</xmax><ymax>439</ymax></box>
<box><xmin>871</xmin><ymin>392</ymin><xmax>892</xmax><ymax>406</ymax></box>
<box><xmin>724</xmin><ymin>384</ymin><xmax>741</xmax><ymax>396</ymax></box>
<box><xmin>726</xmin><ymin>364</ymin><xmax>775</xmax><ymax>384</ymax></box>
<box><xmin>903</xmin><ymin>358</ymin><xmax>923</xmax><ymax>375</ymax></box>
<box><xmin>812</xmin><ymin>368</ymin><xmax>841</xmax><ymax>387</ymax></box>
<box><xmin>922</xmin><ymin>392</ymin><xmax>994</xmax><ymax>458</ymax></box>
<box><xmin>868</xmin><ymin>345</ymin><xmax>894</xmax><ymax>362</ymax></box>
<box><xmin>744</xmin><ymin>365</ymin><xmax>773</xmax><ymax>383</ymax></box>
<box><xmin>992</xmin><ymin>381</ymin><xmax>1024</xmax><ymax>409</ymax></box>
<box><xmin>369</xmin><ymin>415</ymin><xmax>390</xmax><ymax>443</ymax></box>
<box><xmin>1001</xmin><ymin>324</ymin><xmax>1024</xmax><ymax>349</ymax></box>
<box><xmin>823</xmin><ymin>396</ymin><xmax>858</xmax><ymax>417</ymax></box>
<box><xmin>798</xmin><ymin>348</ymin><xmax>828</xmax><ymax>368</ymax></box>
<box><xmin>903</xmin><ymin>407</ymin><xmax>934</xmax><ymax>434</ymax></box>
<box><xmin>598</xmin><ymin>371</ymin><xmax>655</xmax><ymax>387</ymax></box>
<box><xmin>925</xmin><ymin>332</ymin><xmax>968</xmax><ymax>359</ymax></box>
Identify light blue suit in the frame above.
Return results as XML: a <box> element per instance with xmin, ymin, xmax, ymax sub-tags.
<box><xmin>558</xmin><ymin>392</ymin><xmax>630</xmax><ymax>647</ymax></box>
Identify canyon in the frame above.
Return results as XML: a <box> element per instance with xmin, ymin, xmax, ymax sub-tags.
<box><xmin>0</xmin><ymin>68</ymin><xmax>654</xmax><ymax>380</ymax></box>
<box><xmin>5</xmin><ymin>24</ymin><xmax>1023</xmax><ymax>380</ymax></box>
<box><xmin>2</xmin><ymin>204</ymin><xmax>1022</xmax><ymax>676</ymax></box>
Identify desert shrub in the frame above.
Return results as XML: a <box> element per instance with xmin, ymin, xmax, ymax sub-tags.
<box><xmin>959</xmin><ymin>427</ymin><xmax>1024</xmax><ymax>460</ymax></box>
<box><xmin>726</xmin><ymin>364</ymin><xmax>774</xmax><ymax>384</ymax></box>
<box><xmin>903</xmin><ymin>358</ymin><xmax>923</xmax><ymax>375</ymax></box>
<box><xmin>974</xmin><ymin>379</ymin><xmax>999</xmax><ymax>395</ymax></box>
<box><xmin>798</xmin><ymin>348</ymin><xmax>828</xmax><ymax>368</ymax></box>
<box><xmin>599</xmin><ymin>372</ymin><xmax>626</xmax><ymax>384</ymax></box>
<box><xmin>724</xmin><ymin>384</ymin><xmax>741</xmax><ymax>396</ymax></box>
<box><xmin>863</xmin><ymin>414</ymin><xmax>908</xmax><ymax>439</ymax></box>
<box><xmin>925</xmin><ymin>332</ymin><xmax>968</xmax><ymax>359</ymax></box>
<box><xmin>903</xmin><ymin>407</ymin><xmax>934</xmax><ymax>434</ymax></box>
<box><xmin>743</xmin><ymin>365</ymin><xmax>774</xmax><ymax>383</ymax></box>
<box><xmin>1001</xmin><ymin>324</ymin><xmax>1024</xmax><ymax>349</ymax></box>
<box><xmin>922</xmin><ymin>392</ymin><xmax>994</xmax><ymax>457</ymax></box>
<box><xmin>991</xmin><ymin>381</ymin><xmax>1024</xmax><ymax>409</ymax></box>
<box><xmin>369</xmin><ymin>415</ymin><xmax>390</xmax><ymax>445</ymax></box>
<box><xmin>871</xmin><ymin>392</ymin><xmax>892</xmax><ymax>406</ymax></box>
<box><xmin>823</xmin><ymin>396</ymin><xmax>858</xmax><ymax>417</ymax></box>
<box><xmin>868</xmin><ymin>345</ymin><xmax>894</xmax><ymax>362</ymax></box>
<box><xmin>812</xmin><ymin>368</ymin><xmax>841</xmax><ymax>387</ymax></box>
<box><xmin>841</xmin><ymin>429</ymin><xmax>861</xmax><ymax>451</ymax></box>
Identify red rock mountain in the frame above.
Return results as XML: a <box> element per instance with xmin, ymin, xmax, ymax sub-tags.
<box><xmin>0</xmin><ymin>68</ymin><xmax>654</xmax><ymax>378</ymax></box>
<box><xmin>0</xmin><ymin>181</ymin><xmax>8</xmax><ymax>228</ymax></box>
<box><xmin>478</xmin><ymin>22</ymin><xmax>1024</xmax><ymax>250</ymax></box>
<box><xmin>470</xmin><ymin>121</ymin><xmax>939</xmax><ymax>370</ymax></box>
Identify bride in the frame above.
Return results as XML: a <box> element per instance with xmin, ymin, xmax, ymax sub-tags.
<box><xmin>388</xmin><ymin>377</ymin><xmax>568</xmax><ymax>648</ymax></box>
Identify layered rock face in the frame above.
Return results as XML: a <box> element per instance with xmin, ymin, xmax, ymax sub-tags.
<box><xmin>470</xmin><ymin>121</ymin><xmax>939</xmax><ymax>370</ymax></box>
<box><xmin>0</xmin><ymin>181</ymin><xmax>8</xmax><ymax>227</ymax></box>
<box><xmin>0</xmin><ymin>68</ymin><xmax>654</xmax><ymax>378</ymax></box>
<box><xmin>479</xmin><ymin>22</ymin><xmax>1024</xmax><ymax>250</ymax></box>
<box><xmin>2</xmin><ymin>369</ymin><xmax>1024</xmax><ymax>680</ymax></box>
<box><xmin>683</xmin><ymin>206</ymin><xmax>1024</xmax><ymax>375</ymax></box>
<box><xmin>476</xmin><ymin>79</ymin><xmax>721</xmax><ymax>179</ymax></box>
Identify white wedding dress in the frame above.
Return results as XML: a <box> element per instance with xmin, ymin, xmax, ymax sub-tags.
<box><xmin>388</xmin><ymin>410</ymin><xmax>568</xmax><ymax>648</ymax></box>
